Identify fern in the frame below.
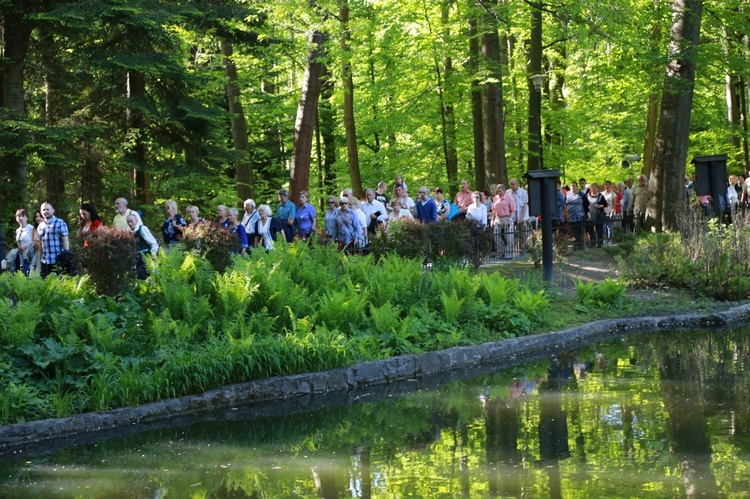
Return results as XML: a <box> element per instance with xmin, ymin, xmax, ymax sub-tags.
<box><xmin>441</xmin><ymin>290</ymin><xmax>466</xmax><ymax>323</ymax></box>
<box><xmin>479</xmin><ymin>273</ymin><xmax>519</xmax><ymax>308</ymax></box>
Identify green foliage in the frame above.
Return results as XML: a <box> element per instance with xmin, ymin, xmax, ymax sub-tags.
<box><xmin>440</xmin><ymin>290</ymin><xmax>466</xmax><ymax>323</ymax></box>
<box><xmin>618</xmin><ymin>211</ymin><xmax>750</xmax><ymax>300</ymax></box>
<box><xmin>478</xmin><ymin>272</ymin><xmax>519</xmax><ymax>308</ymax></box>
<box><xmin>181</xmin><ymin>224</ymin><xmax>239</xmax><ymax>273</ymax></box>
<box><xmin>575</xmin><ymin>278</ymin><xmax>627</xmax><ymax>308</ymax></box>
<box><xmin>0</xmin><ymin>243</ymin><xmax>553</xmax><ymax>425</ymax></box>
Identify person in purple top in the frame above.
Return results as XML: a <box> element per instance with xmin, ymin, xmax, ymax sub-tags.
<box><xmin>294</xmin><ymin>191</ymin><xmax>317</xmax><ymax>242</ymax></box>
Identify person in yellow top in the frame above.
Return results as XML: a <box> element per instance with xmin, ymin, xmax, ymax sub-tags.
<box><xmin>112</xmin><ymin>197</ymin><xmax>142</xmax><ymax>231</ymax></box>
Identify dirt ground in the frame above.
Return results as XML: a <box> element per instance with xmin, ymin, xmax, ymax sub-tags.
<box><xmin>485</xmin><ymin>248</ymin><xmax>617</xmax><ymax>289</ymax></box>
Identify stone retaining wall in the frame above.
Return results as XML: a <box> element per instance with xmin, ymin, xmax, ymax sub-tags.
<box><xmin>3</xmin><ymin>303</ymin><xmax>750</xmax><ymax>458</ymax></box>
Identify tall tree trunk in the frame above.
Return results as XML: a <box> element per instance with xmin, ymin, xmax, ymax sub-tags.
<box><xmin>650</xmin><ymin>0</ymin><xmax>703</xmax><ymax>232</ymax></box>
<box><xmin>222</xmin><ymin>40</ymin><xmax>255</xmax><ymax>201</ymax></box>
<box><xmin>497</xmin><ymin>25</ymin><xmax>523</xmax><ymax>186</ymax></box>
<box><xmin>642</xmin><ymin>93</ymin><xmax>660</xmax><ymax>177</ymax></box>
<box><xmin>39</xmin><ymin>27</ymin><xmax>66</xmax><ymax>211</ymax></box>
<box><xmin>290</xmin><ymin>29</ymin><xmax>328</xmax><ymax>199</ymax></box>
<box><xmin>724</xmin><ymin>32</ymin><xmax>741</xmax><ymax>149</ymax></box>
<box><xmin>739</xmin><ymin>75</ymin><xmax>750</xmax><ymax>172</ymax></box>
<box><xmin>318</xmin><ymin>67</ymin><xmax>337</xmax><ymax>199</ymax></box>
<box><xmin>743</xmin><ymin>34</ymin><xmax>750</xmax><ymax>172</ymax></box>
<box><xmin>468</xmin><ymin>8</ymin><xmax>484</xmax><ymax>195</ymax></box>
<box><xmin>1</xmin><ymin>11</ymin><xmax>32</xmax><ymax>206</ymax></box>
<box><xmin>642</xmin><ymin>21</ymin><xmax>663</xmax><ymax>177</ymax></box>
<box><xmin>527</xmin><ymin>2</ymin><xmax>543</xmax><ymax>171</ymax></box>
<box><xmin>548</xmin><ymin>42</ymin><xmax>566</xmax><ymax>181</ymax></box>
<box><xmin>440</xmin><ymin>1</ymin><xmax>459</xmax><ymax>189</ymax></box>
<box><xmin>480</xmin><ymin>0</ymin><xmax>506</xmax><ymax>188</ymax></box>
<box><xmin>340</xmin><ymin>0</ymin><xmax>362</xmax><ymax>198</ymax></box>
<box><xmin>127</xmin><ymin>70</ymin><xmax>150</xmax><ymax>205</ymax></box>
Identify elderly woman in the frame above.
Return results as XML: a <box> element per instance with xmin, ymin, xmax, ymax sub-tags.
<box><xmin>331</xmin><ymin>197</ymin><xmax>361</xmax><ymax>250</ymax></box>
<box><xmin>227</xmin><ymin>207</ymin><xmax>249</xmax><ymax>253</ymax></box>
<box><xmin>254</xmin><ymin>204</ymin><xmax>285</xmax><ymax>251</ymax></box>
<box><xmin>323</xmin><ymin>196</ymin><xmax>338</xmax><ymax>242</ymax></box>
<box><xmin>185</xmin><ymin>205</ymin><xmax>206</xmax><ymax>227</ymax></box>
<box><xmin>162</xmin><ymin>200</ymin><xmax>187</xmax><ymax>246</ymax></box>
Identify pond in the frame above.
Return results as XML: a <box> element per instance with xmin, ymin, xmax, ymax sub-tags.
<box><xmin>2</xmin><ymin>326</ymin><xmax>750</xmax><ymax>497</ymax></box>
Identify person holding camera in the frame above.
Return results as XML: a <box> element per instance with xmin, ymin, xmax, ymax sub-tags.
<box><xmin>362</xmin><ymin>188</ymin><xmax>388</xmax><ymax>237</ymax></box>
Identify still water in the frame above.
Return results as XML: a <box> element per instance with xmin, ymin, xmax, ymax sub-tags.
<box><xmin>2</xmin><ymin>326</ymin><xmax>750</xmax><ymax>497</ymax></box>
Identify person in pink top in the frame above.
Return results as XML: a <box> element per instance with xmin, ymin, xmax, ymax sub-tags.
<box><xmin>454</xmin><ymin>179</ymin><xmax>473</xmax><ymax>221</ymax></box>
<box><xmin>491</xmin><ymin>185</ymin><xmax>516</xmax><ymax>259</ymax></box>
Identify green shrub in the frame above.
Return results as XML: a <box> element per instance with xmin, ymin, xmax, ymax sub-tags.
<box><xmin>181</xmin><ymin>223</ymin><xmax>239</xmax><ymax>272</ymax></box>
<box><xmin>575</xmin><ymin>278</ymin><xmax>626</xmax><ymax>307</ymax></box>
<box><xmin>77</xmin><ymin>228</ymin><xmax>138</xmax><ymax>296</ymax></box>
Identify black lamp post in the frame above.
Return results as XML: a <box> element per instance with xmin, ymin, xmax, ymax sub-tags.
<box><xmin>527</xmin><ymin>74</ymin><xmax>557</xmax><ymax>283</ymax></box>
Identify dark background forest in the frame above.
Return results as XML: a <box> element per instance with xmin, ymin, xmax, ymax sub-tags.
<box><xmin>1</xmin><ymin>0</ymin><xmax>748</xmax><ymax>233</ymax></box>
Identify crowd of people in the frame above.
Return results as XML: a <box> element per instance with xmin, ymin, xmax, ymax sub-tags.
<box><xmin>6</xmin><ymin>171</ymin><xmax>749</xmax><ymax>278</ymax></box>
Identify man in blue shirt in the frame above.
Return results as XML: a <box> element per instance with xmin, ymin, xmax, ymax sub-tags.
<box><xmin>277</xmin><ymin>189</ymin><xmax>296</xmax><ymax>242</ymax></box>
<box><xmin>39</xmin><ymin>202</ymin><xmax>70</xmax><ymax>278</ymax></box>
<box><xmin>415</xmin><ymin>186</ymin><xmax>438</xmax><ymax>224</ymax></box>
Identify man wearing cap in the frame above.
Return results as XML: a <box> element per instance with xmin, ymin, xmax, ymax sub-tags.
<box><xmin>277</xmin><ymin>189</ymin><xmax>296</xmax><ymax>242</ymax></box>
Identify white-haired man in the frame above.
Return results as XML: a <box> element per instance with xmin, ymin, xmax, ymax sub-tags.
<box><xmin>241</xmin><ymin>199</ymin><xmax>260</xmax><ymax>237</ymax></box>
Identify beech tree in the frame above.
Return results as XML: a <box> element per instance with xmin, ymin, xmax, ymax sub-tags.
<box><xmin>650</xmin><ymin>0</ymin><xmax>704</xmax><ymax>232</ymax></box>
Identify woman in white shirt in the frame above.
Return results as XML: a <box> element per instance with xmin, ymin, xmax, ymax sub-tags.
<box><xmin>466</xmin><ymin>192</ymin><xmax>488</xmax><ymax>227</ymax></box>
<box><xmin>11</xmin><ymin>209</ymin><xmax>35</xmax><ymax>275</ymax></box>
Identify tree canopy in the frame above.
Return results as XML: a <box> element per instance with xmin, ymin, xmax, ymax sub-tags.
<box><xmin>1</xmin><ymin>0</ymin><xmax>748</xmax><ymax>227</ymax></box>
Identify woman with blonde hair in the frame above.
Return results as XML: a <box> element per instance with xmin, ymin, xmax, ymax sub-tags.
<box><xmin>185</xmin><ymin>205</ymin><xmax>206</xmax><ymax>227</ymax></box>
<box><xmin>162</xmin><ymin>199</ymin><xmax>187</xmax><ymax>246</ymax></box>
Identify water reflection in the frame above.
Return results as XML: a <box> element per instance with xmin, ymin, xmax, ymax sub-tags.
<box><xmin>2</xmin><ymin>327</ymin><xmax>750</xmax><ymax>497</ymax></box>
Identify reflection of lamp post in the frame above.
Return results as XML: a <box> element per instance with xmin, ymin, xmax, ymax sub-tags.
<box><xmin>529</xmin><ymin>74</ymin><xmax>545</xmax><ymax>171</ymax></box>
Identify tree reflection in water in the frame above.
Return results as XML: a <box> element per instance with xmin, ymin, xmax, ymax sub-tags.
<box><xmin>3</xmin><ymin>327</ymin><xmax>750</xmax><ymax>497</ymax></box>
